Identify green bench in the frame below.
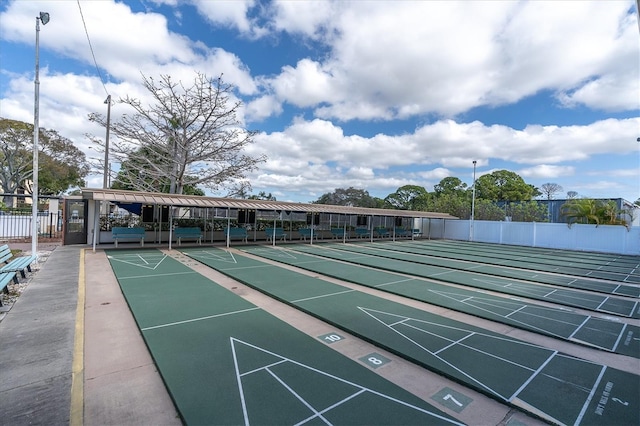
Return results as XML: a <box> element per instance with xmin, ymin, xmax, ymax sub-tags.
<box><xmin>174</xmin><ymin>227</ymin><xmax>203</xmax><ymax>245</ymax></box>
<box><xmin>224</xmin><ymin>227</ymin><xmax>248</xmax><ymax>243</ymax></box>
<box><xmin>394</xmin><ymin>227</ymin><xmax>411</xmax><ymax>238</ymax></box>
<box><xmin>355</xmin><ymin>228</ymin><xmax>370</xmax><ymax>238</ymax></box>
<box><xmin>0</xmin><ymin>272</ymin><xmax>16</xmax><ymax>307</ymax></box>
<box><xmin>330</xmin><ymin>228</ymin><xmax>347</xmax><ymax>239</ymax></box>
<box><xmin>298</xmin><ymin>228</ymin><xmax>312</xmax><ymax>240</ymax></box>
<box><xmin>265</xmin><ymin>227</ymin><xmax>287</xmax><ymax>241</ymax></box>
<box><xmin>0</xmin><ymin>244</ymin><xmax>37</xmax><ymax>288</ymax></box>
<box><xmin>374</xmin><ymin>227</ymin><xmax>391</xmax><ymax>238</ymax></box>
<box><xmin>112</xmin><ymin>227</ymin><xmax>145</xmax><ymax>247</ymax></box>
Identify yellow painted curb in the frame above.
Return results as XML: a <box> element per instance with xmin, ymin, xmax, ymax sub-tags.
<box><xmin>70</xmin><ymin>248</ymin><xmax>85</xmax><ymax>426</ymax></box>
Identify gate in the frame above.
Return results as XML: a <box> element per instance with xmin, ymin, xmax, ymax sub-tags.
<box><xmin>64</xmin><ymin>199</ymin><xmax>88</xmax><ymax>245</ymax></box>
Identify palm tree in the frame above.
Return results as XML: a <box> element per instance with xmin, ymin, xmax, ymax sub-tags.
<box><xmin>560</xmin><ymin>199</ymin><xmax>628</xmax><ymax>227</ymax></box>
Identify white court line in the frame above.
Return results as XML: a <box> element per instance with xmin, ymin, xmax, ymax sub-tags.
<box><xmin>428</xmin><ymin>270</ymin><xmax>456</xmax><ymax>277</ymax></box>
<box><xmin>374</xmin><ymin>278</ymin><xmax>416</xmax><ymax>288</ymax></box>
<box><xmin>186</xmin><ymin>250</ymin><xmax>238</xmax><ymax>264</ymax></box>
<box><xmin>430</xmin><ymin>290</ymin><xmax>583</xmax><ymax>338</ymax></box>
<box><xmin>141</xmin><ymin>307</ymin><xmax>260</xmax><ymax>331</ymax></box>
<box><xmin>110</xmin><ymin>253</ymin><xmax>169</xmax><ymax>270</ymax></box>
<box><xmin>508</xmin><ymin>351</ymin><xmax>558</xmax><ymax>401</ymax></box>
<box><xmin>292</xmin><ymin>289</ymin><xmax>355</xmax><ymax>303</ymax></box>
<box><xmin>612</xmin><ymin>323</ymin><xmax>628</xmax><ymax>352</ymax></box>
<box><xmin>595</xmin><ymin>296</ymin><xmax>610</xmax><ymax>311</ymax></box>
<box><xmin>401</xmin><ymin>321</ymin><xmax>540</xmax><ymax>372</ymax></box>
<box><xmin>240</xmin><ymin>359</ymin><xmax>287</xmax><ymax>377</ymax></box>
<box><xmin>220</xmin><ymin>264</ymin><xmax>274</xmax><ymax>272</ymax></box>
<box><xmin>118</xmin><ymin>270</ymin><xmax>198</xmax><ymax>280</ymax></box>
<box><xmin>568</xmin><ymin>316</ymin><xmax>592</xmax><ymax>340</ymax></box>
<box><xmin>505</xmin><ymin>305</ymin><xmax>527</xmax><ymax>318</ymax></box>
<box><xmin>295</xmin><ymin>389</ymin><xmax>364</xmax><ymax>426</ymax></box>
<box><xmin>230</xmin><ymin>337</ymin><xmax>463</xmax><ymax>425</ymax></box>
<box><xmin>231</xmin><ymin>336</ymin><xmax>250</xmax><ymax>426</ymax></box>
<box><xmin>544</xmin><ymin>289</ymin><xmax>558</xmax><ymax>298</ymax></box>
<box><xmin>434</xmin><ymin>333</ymin><xmax>475</xmax><ymax>355</ymax></box>
<box><xmin>574</xmin><ymin>365</ymin><xmax>607</xmax><ymax>426</ymax></box>
<box><xmin>266</xmin><ymin>367</ymin><xmax>334</xmax><ymax>425</ymax></box>
<box><xmin>359</xmin><ymin>307</ymin><xmax>546</xmax><ymax>401</ymax></box>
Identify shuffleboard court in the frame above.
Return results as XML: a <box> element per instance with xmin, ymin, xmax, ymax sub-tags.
<box><xmin>105</xmin><ymin>249</ymin><xmax>461</xmax><ymax>425</ymax></box>
<box><xmin>237</xmin><ymin>245</ymin><xmax>640</xmax><ymax>358</ymax></box>
<box><xmin>427</xmin><ymin>240</ymin><xmax>640</xmax><ymax>270</ymax></box>
<box><xmin>182</xmin><ymin>247</ymin><xmax>640</xmax><ymax>426</ymax></box>
<box><xmin>371</xmin><ymin>240</ymin><xmax>640</xmax><ymax>298</ymax></box>
<box><xmin>405</xmin><ymin>240</ymin><xmax>640</xmax><ymax>284</ymax></box>
<box><xmin>297</xmin><ymin>243</ymin><xmax>639</xmax><ymax>319</ymax></box>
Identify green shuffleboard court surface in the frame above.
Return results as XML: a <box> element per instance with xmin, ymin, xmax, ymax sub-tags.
<box><xmin>105</xmin><ymin>249</ymin><xmax>460</xmax><ymax>425</ymax></box>
<box><xmin>182</xmin><ymin>247</ymin><xmax>640</xmax><ymax>426</ymax></box>
<box><xmin>237</xmin><ymin>245</ymin><xmax>640</xmax><ymax>358</ymax></box>
<box><xmin>369</xmin><ymin>240</ymin><xmax>640</xmax><ymax>298</ymax></box>
<box><xmin>403</xmin><ymin>240</ymin><xmax>640</xmax><ymax>285</ymax></box>
<box><xmin>294</xmin><ymin>242</ymin><xmax>639</xmax><ymax>319</ymax></box>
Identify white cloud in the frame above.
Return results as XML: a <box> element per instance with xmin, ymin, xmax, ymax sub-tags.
<box><xmin>191</xmin><ymin>0</ymin><xmax>268</xmax><ymax>39</ymax></box>
<box><xmin>246</xmin><ymin>116</ymin><xmax>640</xmax><ymax>200</ymax></box>
<box><xmin>259</xmin><ymin>1</ymin><xmax>638</xmax><ymax>120</ymax></box>
<box><xmin>518</xmin><ymin>165</ymin><xmax>576</xmax><ymax>179</ymax></box>
<box><xmin>271</xmin><ymin>0</ymin><xmax>339</xmax><ymax>40</ymax></box>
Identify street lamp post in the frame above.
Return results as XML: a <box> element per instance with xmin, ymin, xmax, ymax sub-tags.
<box><xmin>103</xmin><ymin>95</ymin><xmax>111</xmax><ymax>189</ymax></box>
<box><xmin>102</xmin><ymin>95</ymin><xmax>112</xmax><ymax>216</ymax></box>
<box><xmin>470</xmin><ymin>160</ymin><xmax>477</xmax><ymax>241</ymax></box>
<box><xmin>32</xmin><ymin>11</ymin><xmax>50</xmax><ymax>258</ymax></box>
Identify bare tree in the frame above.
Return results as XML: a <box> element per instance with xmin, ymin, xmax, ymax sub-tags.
<box><xmin>566</xmin><ymin>191</ymin><xmax>578</xmax><ymax>199</ymax></box>
<box><xmin>88</xmin><ymin>72</ymin><xmax>266</xmax><ymax>195</ymax></box>
<box><xmin>540</xmin><ymin>182</ymin><xmax>563</xmax><ymax>200</ymax></box>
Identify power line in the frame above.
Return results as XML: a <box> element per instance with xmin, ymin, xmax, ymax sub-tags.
<box><xmin>77</xmin><ymin>0</ymin><xmax>109</xmax><ymax>96</ymax></box>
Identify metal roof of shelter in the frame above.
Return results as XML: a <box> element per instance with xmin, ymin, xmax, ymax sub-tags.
<box><xmin>81</xmin><ymin>188</ymin><xmax>458</xmax><ymax>219</ymax></box>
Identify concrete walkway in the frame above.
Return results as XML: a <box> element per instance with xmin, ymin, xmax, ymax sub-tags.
<box><xmin>0</xmin><ymin>245</ymin><xmax>79</xmax><ymax>425</ymax></box>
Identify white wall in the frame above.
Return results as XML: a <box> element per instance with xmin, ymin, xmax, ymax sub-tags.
<box><xmin>443</xmin><ymin>220</ymin><xmax>640</xmax><ymax>255</ymax></box>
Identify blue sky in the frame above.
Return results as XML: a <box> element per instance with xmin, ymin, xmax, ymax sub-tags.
<box><xmin>1</xmin><ymin>0</ymin><xmax>638</xmax><ymax>203</ymax></box>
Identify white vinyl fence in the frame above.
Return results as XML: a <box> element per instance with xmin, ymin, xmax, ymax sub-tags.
<box><xmin>439</xmin><ymin>220</ymin><xmax>640</xmax><ymax>255</ymax></box>
<box><xmin>0</xmin><ymin>213</ymin><xmax>61</xmax><ymax>240</ymax></box>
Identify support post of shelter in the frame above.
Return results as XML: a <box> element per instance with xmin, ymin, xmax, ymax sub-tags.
<box><xmin>168</xmin><ymin>205</ymin><xmax>173</xmax><ymax>250</ymax></box>
<box><xmin>92</xmin><ymin>200</ymin><xmax>100</xmax><ymax>252</ymax></box>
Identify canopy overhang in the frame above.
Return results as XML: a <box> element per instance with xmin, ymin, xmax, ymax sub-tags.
<box><xmin>81</xmin><ymin>188</ymin><xmax>458</xmax><ymax>220</ymax></box>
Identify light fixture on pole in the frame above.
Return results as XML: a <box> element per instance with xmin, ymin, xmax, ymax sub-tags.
<box><xmin>469</xmin><ymin>160</ymin><xmax>477</xmax><ymax>241</ymax></box>
<box><xmin>32</xmin><ymin>11</ymin><xmax>50</xmax><ymax>258</ymax></box>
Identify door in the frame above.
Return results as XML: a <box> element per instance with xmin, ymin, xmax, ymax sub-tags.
<box><xmin>64</xmin><ymin>199</ymin><xmax>87</xmax><ymax>245</ymax></box>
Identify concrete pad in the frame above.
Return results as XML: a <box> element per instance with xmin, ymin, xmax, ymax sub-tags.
<box><xmin>84</xmin><ymin>364</ymin><xmax>181</xmax><ymax>426</ymax></box>
<box><xmin>83</xmin><ymin>250</ymin><xmax>180</xmax><ymax>425</ymax></box>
